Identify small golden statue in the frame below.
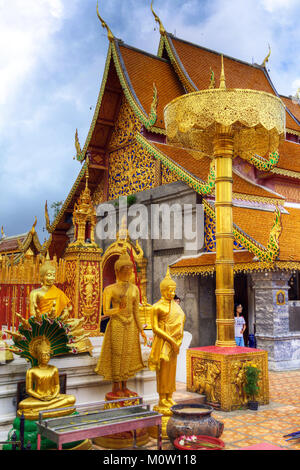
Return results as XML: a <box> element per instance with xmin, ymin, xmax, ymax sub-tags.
<box><xmin>17</xmin><ymin>337</ymin><xmax>76</xmax><ymax>420</ymax></box>
<box><xmin>0</xmin><ymin>331</ymin><xmax>13</xmax><ymax>363</ymax></box>
<box><xmin>30</xmin><ymin>261</ymin><xmax>92</xmax><ymax>354</ymax></box>
<box><xmin>149</xmin><ymin>267</ymin><xmax>185</xmax><ymax>416</ymax></box>
<box><xmin>95</xmin><ymin>250</ymin><xmax>147</xmax><ymax>397</ymax></box>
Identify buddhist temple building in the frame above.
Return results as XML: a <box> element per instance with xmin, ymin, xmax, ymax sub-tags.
<box><xmin>3</xmin><ymin>6</ymin><xmax>300</xmax><ymax>371</ymax></box>
<box><xmin>0</xmin><ymin>218</ymin><xmax>49</xmax><ymax>264</ymax></box>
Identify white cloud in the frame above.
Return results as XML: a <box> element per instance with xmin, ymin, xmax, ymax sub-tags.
<box><xmin>0</xmin><ymin>0</ymin><xmax>65</xmax><ymax>108</ymax></box>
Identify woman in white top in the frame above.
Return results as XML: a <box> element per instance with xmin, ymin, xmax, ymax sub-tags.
<box><xmin>234</xmin><ymin>303</ymin><xmax>246</xmax><ymax>347</ymax></box>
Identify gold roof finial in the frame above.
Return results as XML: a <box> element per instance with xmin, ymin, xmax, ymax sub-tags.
<box><xmin>96</xmin><ymin>0</ymin><xmax>114</xmax><ymax>41</ymax></box>
<box><xmin>296</xmin><ymin>87</ymin><xmax>300</xmax><ymax>100</ymax></box>
<box><xmin>151</xmin><ymin>0</ymin><xmax>166</xmax><ymax>35</ymax></box>
<box><xmin>74</xmin><ymin>128</ymin><xmax>82</xmax><ymax>161</ymax></box>
<box><xmin>1</xmin><ymin>226</ymin><xmax>5</xmax><ymax>238</ymax></box>
<box><xmin>261</xmin><ymin>43</ymin><xmax>271</xmax><ymax>68</ymax></box>
<box><xmin>219</xmin><ymin>54</ymin><xmax>226</xmax><ymax>90</ymax></box>
<box><xmin>45</xmin><ymin>201</ymin><xmax>51</xmax><ymax>233</ymax></box>
<box><xmin>31</xmin><ymin>216</ymin><xmax>37</xmax><ymax>235</ymax></box>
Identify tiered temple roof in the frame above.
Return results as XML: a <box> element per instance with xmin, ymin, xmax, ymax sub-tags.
<box><xmin>0</xmin><ymin>219</ymin><xmax>48</xmax><ymax>263</ymax></box>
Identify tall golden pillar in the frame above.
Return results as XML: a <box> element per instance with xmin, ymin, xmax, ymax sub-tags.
<box><xmin>164</xmin><ymin>56</ymin><xmax>285</xmax><ymax>409</ymax></box>
<box><xmin>214</xmin><ymin>123</ymin><xmax>235</xmax><ymax>347</ymax></box>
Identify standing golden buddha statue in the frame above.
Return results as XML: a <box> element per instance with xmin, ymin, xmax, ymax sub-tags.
<box><xmin>148</xmin><ymin>267</ymin><xmax>185</xmax><ymax>437</ymax></box>
<box><xmin>17</xmin><ymin>337</ymin><xmax>76</xmax><ymax>420</ymax></box>
<box><xmin>95</xmin><ymin>251</ymin><xmax>147</xmax><ymax>397</ymax></box>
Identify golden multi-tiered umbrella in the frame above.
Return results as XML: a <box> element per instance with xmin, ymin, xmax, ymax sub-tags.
<box><xmin>164</xmin><ymin>56</ymin><xmax>285</xmax><ymax>347</ymax></box>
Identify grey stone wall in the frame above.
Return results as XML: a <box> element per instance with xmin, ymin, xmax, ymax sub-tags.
<box><xmin>251</xmin><ymin>271</ymin><xmax>300</xmax><ymax>370</ymax></box>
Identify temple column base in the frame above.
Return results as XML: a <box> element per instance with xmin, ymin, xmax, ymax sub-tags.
<box><xmin>187</xmin><ymin>346</ymin><xmax>269</xmax><ymax>411</ymax></box>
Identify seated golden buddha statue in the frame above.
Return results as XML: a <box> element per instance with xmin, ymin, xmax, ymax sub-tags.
<box><xmin>95</xmin><ymin>251</ymin><xmax>147</xmax><ymax>397</ymax></box>
<box><xmin>18</xmin><ymin>337</ymin><xmax>76</xmax><ymax>420</ymax></box>
<box><xmin>148</xmin><ymin>267</ymin><xmax>185</xmax><ymax>416</ymax></box>
<box><xmin>30</xmin><ymin>261</ymin><xmax>92</xmax><ymax>354</ymax></box>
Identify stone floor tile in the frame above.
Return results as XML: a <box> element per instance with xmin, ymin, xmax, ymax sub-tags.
<box><xmin>229</xmin><ymin>437</ymin><xmax>271</xmax><ymax>448</ymax></box>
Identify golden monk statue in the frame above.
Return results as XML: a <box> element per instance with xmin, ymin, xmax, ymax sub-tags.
<box><xmin>148</xmin><ymin>267</ymin><xmax>185</xmax><ymax>415</ymax></box>
<box><xmin>30</xmin><ymin>261</ymin><xmax>92</xmax><ymax>354</ymax></box>
<box><xmin>95</xmin><ymin>251</ymin><xmax>147</xmax><ymax>397</ymax></box>
<box><xmin>17</xmin><ymin>337</ymin><xmax>76</xmax><ymax>420</ymax></box>
<box><xmin>30</xmin><ymin>262</ymin><xmax>71</xmax><ymax>320</ymax></box>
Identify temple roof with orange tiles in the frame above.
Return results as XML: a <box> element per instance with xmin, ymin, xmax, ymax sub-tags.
<box><xmin>36</xmin><ymin>5</ymin><xmax>300</xmax><ymax>275</ymax></box>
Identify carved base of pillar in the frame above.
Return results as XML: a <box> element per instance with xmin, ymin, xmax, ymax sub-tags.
<box><xmin>187</xmin><ymin>346</ymin><xmax>269</xmax><ymax>411</ymax></box>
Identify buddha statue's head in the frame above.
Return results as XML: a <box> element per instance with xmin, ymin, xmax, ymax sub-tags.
<box><xmin>33</xmin><ymin>337</ymin><xmax>52</xmax><ymax>366</ymax></box>
<box><xmin>40</xmin><ymin>262</ymin><xmax>56</xmax><ymax>287</ymax></box>
<box><xmin>115</xmin><ymin>251</ymin><xmax>133</xmax><ymax>282</ymax></box>
<box><xmin>160</xmin><ymin>267</ymin><xmax>176</xmax><ymax>301</ymax></box>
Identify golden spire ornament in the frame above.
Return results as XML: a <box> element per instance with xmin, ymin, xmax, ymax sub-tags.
<box><xmin>74</xmin><ymin>128</ymin><xmax>82</xmax><ymax>161</ymax></box>
<box><xmin>261</xmin><ymin>44</ymin><xmax>271</xmax><ymax>68</ymax></box>
<box><xmin>151</xmin><ymin>0</ymin><xmax>166</xmax><ymax>35</ymax></box>
<box><xmin>219</xmin><ymin>54</ymin><xmax>226</xmax><ymax>90</ymax></box>
<box><xmin>96</xmin><ymin>0</ymin><xmax>114</xmax><ymax>41</ymax></box>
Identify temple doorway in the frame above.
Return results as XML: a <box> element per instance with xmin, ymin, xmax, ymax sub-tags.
<box><xmin>234</xmin><ymin>273</ymin><xmax>249</xmax><ymax>346</ymax></box>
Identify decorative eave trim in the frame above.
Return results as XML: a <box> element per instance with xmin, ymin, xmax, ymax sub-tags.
<box><xmin>161</xmin><ymin>34</ymin><xmax>197</xmax><ymax>93</ymax></box>
<box><xmin>170</xmin><ymin>260</ymin><xmax>300</xmax><ymax>277</ymax></box>
<box><xmin>112</xmin><ymin>40</ymin><xmax>161</xmax><ymax>133</ymax></box>
<box><xmin>202</xmin><ymin>199</ymin><xmax>280</xmax><ymax>262</ymax></box>
<box><xmin>286</xmin><ymin>128</ymin><xmax>300</xmax><ymax>137</ymax></box>
<box><xmin>79</xmin><ymin>43</ymin><xmax>113</xmax><ymax>161</ymax></box>
<box><xmin>270</xmin><ymin>167</ymin><xmax>300</xmax><ymax>180</ymax></box>
<box><xmin>21</xmin><ymin>230</ymin><xmax>42</xmax><ymax>254</ymax></box>
<box><xmin>136</xmin><ymin>133</ymin><xmax>215</xmax><ymax>195</ymax></box>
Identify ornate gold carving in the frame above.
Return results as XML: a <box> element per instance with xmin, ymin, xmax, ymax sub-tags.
<box><xmin>108</xmin><ymin>141</ymin><xmax>156</xmax><ymax>200</ymax></box>
<box><xmin>164</xmin><ymin>89</ymin><xmax>285</xmax><ymax>160</ymax></box>
<box><xmin>92</xmin><ymin>178</ymin><xmax>106</xmax><ymax>206</ymax></box>
<box><xmin>192</xmin><ymin>359</ymin><xmax>221</xmax><ymax>403</ymax></box>
<box><xmin>79</xmin><ymin>262</ymin><xmax>100</xmax><ymax>322</ymax></box>
<box><xmin>187</xmin><ymin>349</ymin><xmax>269</xmax><ymax>411</ymax></box>
<box><xmin>109</xmin><ymin>96</ymin><xmax>141</xmax><ymax>150</ymax></box>
<box><xmin>70</xmin><ymin>159</ymin><xmax>98</xmax><ymax>247</ymax></box>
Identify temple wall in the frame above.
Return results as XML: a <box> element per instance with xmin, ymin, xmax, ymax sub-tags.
<box><xmin>251</xmin><ymin>271</ymin><xmax>300</xmax><ymax>370</ymax></box>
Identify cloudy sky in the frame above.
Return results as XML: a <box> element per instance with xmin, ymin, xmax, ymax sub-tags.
<box><xmin>1</xmin><ymin>0</ymin><xmax>300</xmax><ymax>242</ymax></box>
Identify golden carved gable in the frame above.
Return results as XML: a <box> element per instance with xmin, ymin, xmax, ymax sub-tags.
<box><xmin>108</xmin><ymin>140</ymin><xmax>158</xmax><ymax>199</ymax></box>
<box><xmin>109</xmin><ymin>95</ymin><xmax>141</xmax><ymax>149</ymax></box>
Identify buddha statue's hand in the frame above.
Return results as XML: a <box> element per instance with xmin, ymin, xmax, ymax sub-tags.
<box><xmin>41</xmin><ymin>395</ymin><xmax>54</xmax><ymax>401</ymax></box>
<box><xmin>141</xmin><ymin>330</ymin><xmax>147</xmax><ymax>346</ymax></box>
<box><xmin>172</xmin><ymin>342</ymin><xmax>180</xmax><ymax>355</ymax></box>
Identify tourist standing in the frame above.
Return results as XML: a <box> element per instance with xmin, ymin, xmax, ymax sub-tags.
<box><xmin>234</xmin><ymin>303</ymin><xmax>246</xmax><ymax>347</ymax></box>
